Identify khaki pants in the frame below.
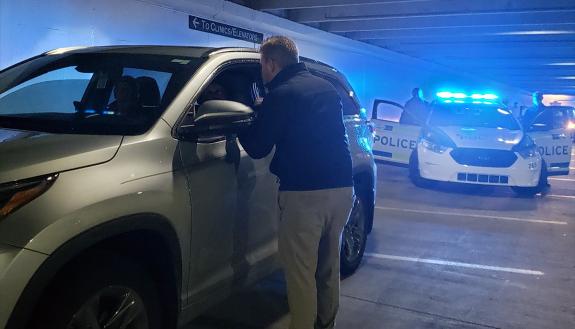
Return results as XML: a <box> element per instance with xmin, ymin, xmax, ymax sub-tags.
<box><xmin>278</xmin><ymin>187</ymin><xmax>354</xmax><ymax>329</ymax></box>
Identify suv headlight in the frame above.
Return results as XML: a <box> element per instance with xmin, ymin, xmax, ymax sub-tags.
<box><xmin>0</xmin><ymin>174</ymin><xmax>58</xmax><ymax>220</ymax></box>
<box><xmin>420</xmin><ymin>128</ymin><xmax>456</xmax><ymax>154</ymax></box>
<box><xmin>512</xmin><ymin>135</ymin><xmax>538</xmax><ymax>159</ymax></box>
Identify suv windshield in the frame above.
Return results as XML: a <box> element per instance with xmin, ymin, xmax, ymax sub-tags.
<box><xmin>0</xmin><ymin>52</ymin><xmax>203</xmax><ymax>135</ymax></box>
<box><xmin>429</xmin><ymin>103</ymin><xmax>520</xmax><ymax>130</ymax></box>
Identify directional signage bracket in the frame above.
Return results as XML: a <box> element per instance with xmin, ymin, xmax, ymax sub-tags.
<box><xmin>189</xmin><ymin>15</ymin><xmax>264</xmax><ymax>44</ymax></box>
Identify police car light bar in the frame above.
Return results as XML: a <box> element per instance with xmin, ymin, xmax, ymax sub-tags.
<box><xmin>471</xmin><ymin>93</ymin><xmax>498</xmax><ymax>100</ymax></box>
<box><xmin>436</xmin><ymin>91</ymin><xmax>499</xmax><ymax>104</ymax></box>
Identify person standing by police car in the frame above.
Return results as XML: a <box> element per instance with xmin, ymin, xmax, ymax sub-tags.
<box><xmin>400</xmin><ymin>87</ymin><xmax>429</xmax><ymax>126</ymax></box>
<box><xmin>523</xmin><ymin>91</ymin><xmax>553</xmax><ymax>129</ymax></box>
<box><xmin>522</xmin><ymin>91</ymin><xmax>552</xmax><ymax>189</ymax></box>
<box><xmin>239</xmin><ymin>36</ymin><xmax>354</xmax><ymax>329</ymax></box>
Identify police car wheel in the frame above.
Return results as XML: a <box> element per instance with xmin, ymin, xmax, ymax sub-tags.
<box><xmin>512</xmin><ymin>162</ymin><xmax>548</xmax><ymax>197</ymax></box>
<box><xmin>341</xmin><ymin>194</ymin><xmax>367</xmax><ymax>276</ymax></box>
<box><xmin>409</xmin><ymin>151</ymin><xmax>433</xmax><ymax>188</ymax></box>
<box><xmin>512</xmin><ymin>185</ymin><xmax>543</xmax><ymax>197</ymax></box>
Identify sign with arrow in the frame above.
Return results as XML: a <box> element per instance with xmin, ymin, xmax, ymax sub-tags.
<box><xmin>189</xmin><ymin>15</ymin><xmax>264</xmax><ymax>44</ymax></box>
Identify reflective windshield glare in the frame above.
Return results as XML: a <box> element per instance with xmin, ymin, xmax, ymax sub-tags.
<box><xmin>429</xmin><ymin>103</ymin><xmax>520</xmax><ymax>130</ymax></box>
<box><xmin>0</xmin><ymin>53</ymin><xmax>201</xmax><ymax>135</ymax></box>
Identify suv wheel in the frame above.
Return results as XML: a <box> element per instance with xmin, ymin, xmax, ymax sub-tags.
<box><xmin>30</xmin><ymin>253</ymin><xmax>162</xmax><ymax>329</ymax></box>
<box><xmin>341</xmin><ymin>194</ymin><xmax>368</xmax><ymax>276</ymax></box>
<box><xmin>67</xmin><ymin>286</ymin><xmax>150</xmax><ymax>329</ymax></box>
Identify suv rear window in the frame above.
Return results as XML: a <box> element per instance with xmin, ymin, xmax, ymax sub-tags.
<box><xmin>309</xmin><ymin>69</ymin><xmax>360</xmax><ymax>116</ymax></box>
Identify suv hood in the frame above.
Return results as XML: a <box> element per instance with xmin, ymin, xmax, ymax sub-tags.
<box><xmin>439</xmin><ymin>126</ymin><xmax>523</xmax><ymax>150</ymax></box>
<box><xmin>0</xmin><ymin>128</ymin><xmax>123</xmax><ymax>183</ymax></box>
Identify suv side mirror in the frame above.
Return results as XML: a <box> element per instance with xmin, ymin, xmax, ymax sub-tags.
<box><xmin>177</xmin><ymin>100</ymin><xmax>254</xmax><ymax>139</ymax></box>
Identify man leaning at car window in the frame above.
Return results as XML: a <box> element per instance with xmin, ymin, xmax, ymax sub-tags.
<box><xmin>239</xmin><ymin>36</ymin><xmax>354</xmax><ymax>329</ymax></box>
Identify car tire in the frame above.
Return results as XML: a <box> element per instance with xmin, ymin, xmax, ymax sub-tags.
<box><xmin>341</xmin><ymin>193</ymin><xmax>368</xmax><ymax>277</ymax></box>
<box><xmin>409</xmin><ymin>151</ymin><xmax>434</xmax><ymax>188</ymax></box>
<box><xmin>29</xmin><ymin>251</ymin><xmax>163</xmax><ymax>329</ymax></box>
<box><xmin>512</xmin><ymin>161</ymin><xmax>548</xmax><ymax>197</ymax></box>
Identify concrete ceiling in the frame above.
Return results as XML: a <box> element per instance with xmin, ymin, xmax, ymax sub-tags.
<box><xmin>233</xmin><ymin>0</ymin><xmax>575</xmax><ymax>96</ymax></box>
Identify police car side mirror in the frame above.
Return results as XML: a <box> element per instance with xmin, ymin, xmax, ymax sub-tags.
<box><xmin>177</xmin><ymin>100</ymin><xmax>254</xmax><ymax>139</ymax></box>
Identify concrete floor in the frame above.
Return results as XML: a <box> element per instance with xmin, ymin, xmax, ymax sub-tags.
<box><xmin>187</xmin><ymin>152</ymin><xmax>575</xmax><ymax>329</ymax></box>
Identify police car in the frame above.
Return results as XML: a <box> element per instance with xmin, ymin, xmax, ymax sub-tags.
<box><xmin>523</xmin><ymin>105</ymin><xmax>574</xmax><ymax>175</ymax></box>
<box><xmin>372</xmin><ymin>92</ymin><xmax>573</xmax><ymax>196</ymax></box>
<box><xmin>540</xmin><ymin>105</ymin><xmax>575</xmax><ymax>143</ymax></box>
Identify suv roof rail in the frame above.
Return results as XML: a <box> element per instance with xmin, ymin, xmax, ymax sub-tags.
<box><xmin>206</xmin><ymin>47</ymin><xmax>259</xmax><ymax>57</ymax></box>
<box><xmin>205</xmin><ymin>49</ymin><xmax>337</xmax><ymax>70</ymax></box>
<box><xmin>299</xmin><ymin>57</ymin><xmax>338</xmax><ymax>72</ymax></box>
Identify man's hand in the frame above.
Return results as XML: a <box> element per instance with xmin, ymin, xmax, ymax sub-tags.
<box><xmin>254</xmin><ymin>96</ymin><xmax>264</xmax><ymax>107</ymax></box>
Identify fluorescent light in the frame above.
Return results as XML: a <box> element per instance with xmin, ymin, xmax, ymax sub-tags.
<box><xmin>547</xmin><ymin>62</ymin><xmax>575</xmax><ymax>66</ymax></box>
<box><xmin>495</xmin><ymin>30</ymin><xmax>575</xmax><ymax>36</ymax></box>
<box><xmin>557</xmin><ymin>76</ymin><xmax>575</xmax><ymax>80</ymax></box>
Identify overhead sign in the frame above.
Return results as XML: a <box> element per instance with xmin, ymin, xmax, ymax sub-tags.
<box><xmin>189</xmin><ymin>15</ymin><xmax>264</xmax><ymax>44</ymax></box>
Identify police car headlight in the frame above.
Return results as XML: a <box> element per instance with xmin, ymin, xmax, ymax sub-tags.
<box><xmin>420</xmin><ymin>128</ymin><xmax>456</xmax><ymax>154</ymax></box>
<box><xmin>0</xmin><ymin>174</ymin><xmax>58</xmax><ymax>221</ymax></box>
<box><xmin>421</xmin><ymin>139</ymin><xmax>449</xmax><ymax>154</ymax></box>
<box><xmin>512</xmin><ymin>135</ymin><xmax>537</xmax><ymax>159</ymax></box>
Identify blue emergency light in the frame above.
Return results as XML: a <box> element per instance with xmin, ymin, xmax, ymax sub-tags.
<box><xmin>436</xmin><ymin>91</ymin><xmax>499</xmax><ymax>104</ymax></box>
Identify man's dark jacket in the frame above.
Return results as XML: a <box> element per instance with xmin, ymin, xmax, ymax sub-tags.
<box><xmin>239</xmin><ymin>62</ymin><xmax>353</xmax><ymax>191</ymax></box>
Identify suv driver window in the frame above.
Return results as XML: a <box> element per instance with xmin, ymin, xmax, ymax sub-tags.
<box><xmin>183</xmin><ymin>64</ymin><xmax>261</xmax><ymax>126</ymax></box>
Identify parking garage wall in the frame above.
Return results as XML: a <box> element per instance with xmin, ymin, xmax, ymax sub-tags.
<box><xmin>0</xmin><ymin>0</ymin><xmax>532</xmax><ymax>110</ymax></box>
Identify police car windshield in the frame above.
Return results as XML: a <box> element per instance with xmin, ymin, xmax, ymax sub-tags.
<box><xmin>429</xmin><ymin>103</ymin><xmax>520</xmax><ymax>131</ymax></box>
<box><xmin>0</xmin><ymin>52</ymin><xmax>203</xmax><ymax>135</ymax></box>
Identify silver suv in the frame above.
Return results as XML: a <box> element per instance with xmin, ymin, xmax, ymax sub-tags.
<box><xmin>0</xmin><ymin>46</ymin><xmax>376</xmax><ymax>329</ymax></box>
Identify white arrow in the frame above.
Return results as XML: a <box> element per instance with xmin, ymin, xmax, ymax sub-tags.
<box><xmin>193</xmin><ymin>17</ymin><xmax>200</xmax><ymax>29</ymax></box>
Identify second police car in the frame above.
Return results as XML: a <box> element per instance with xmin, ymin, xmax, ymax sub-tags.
<box><xmin>372</xmin><ymin>91</ymin><xmax>573</xmax><ymax>196</ymax></box>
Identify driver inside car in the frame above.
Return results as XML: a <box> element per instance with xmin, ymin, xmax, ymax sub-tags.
<box><xmin>107</xmin><ymin>76</ymin><xmax>140</xmax><ymax>116</ymax></box>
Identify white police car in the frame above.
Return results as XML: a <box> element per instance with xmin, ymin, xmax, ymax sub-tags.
<box><xmin>372</xmin><ymin>92</ymin><xmax>572</xmax><ymax>196</ymax></box>
<box><xmin>538</xmin><ymin>105</ymin><xmax>575</xmax><ymax>144</ymax></box>
<box><xmin>522</xmin><ymin>105</ymin><xmax>573</xmax><ymax>176</ymax></box>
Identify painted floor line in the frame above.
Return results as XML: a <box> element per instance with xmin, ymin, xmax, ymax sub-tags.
<box><xmin>365</xmin><ymin>253</ymin><xmax>545</xmax><ymax>276</ymax></box>
<box><xmin>376</xmin><ymin>206</ymin><xmax>567</xmax><ymax>225</ymax></box>
<box><xmin>549</xmin><ymin>177</ymin><xmax>575</xmax><ymax>182</ymax></box>
<box><xmin>548</xmin><ymin>194</ymin><xmax>575</xmax><ymax>200</ymax></box>
<box><xmin>341</xmin><ymin>294</ymin><xmax>501</xmax><ymax>329</ymax></box>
